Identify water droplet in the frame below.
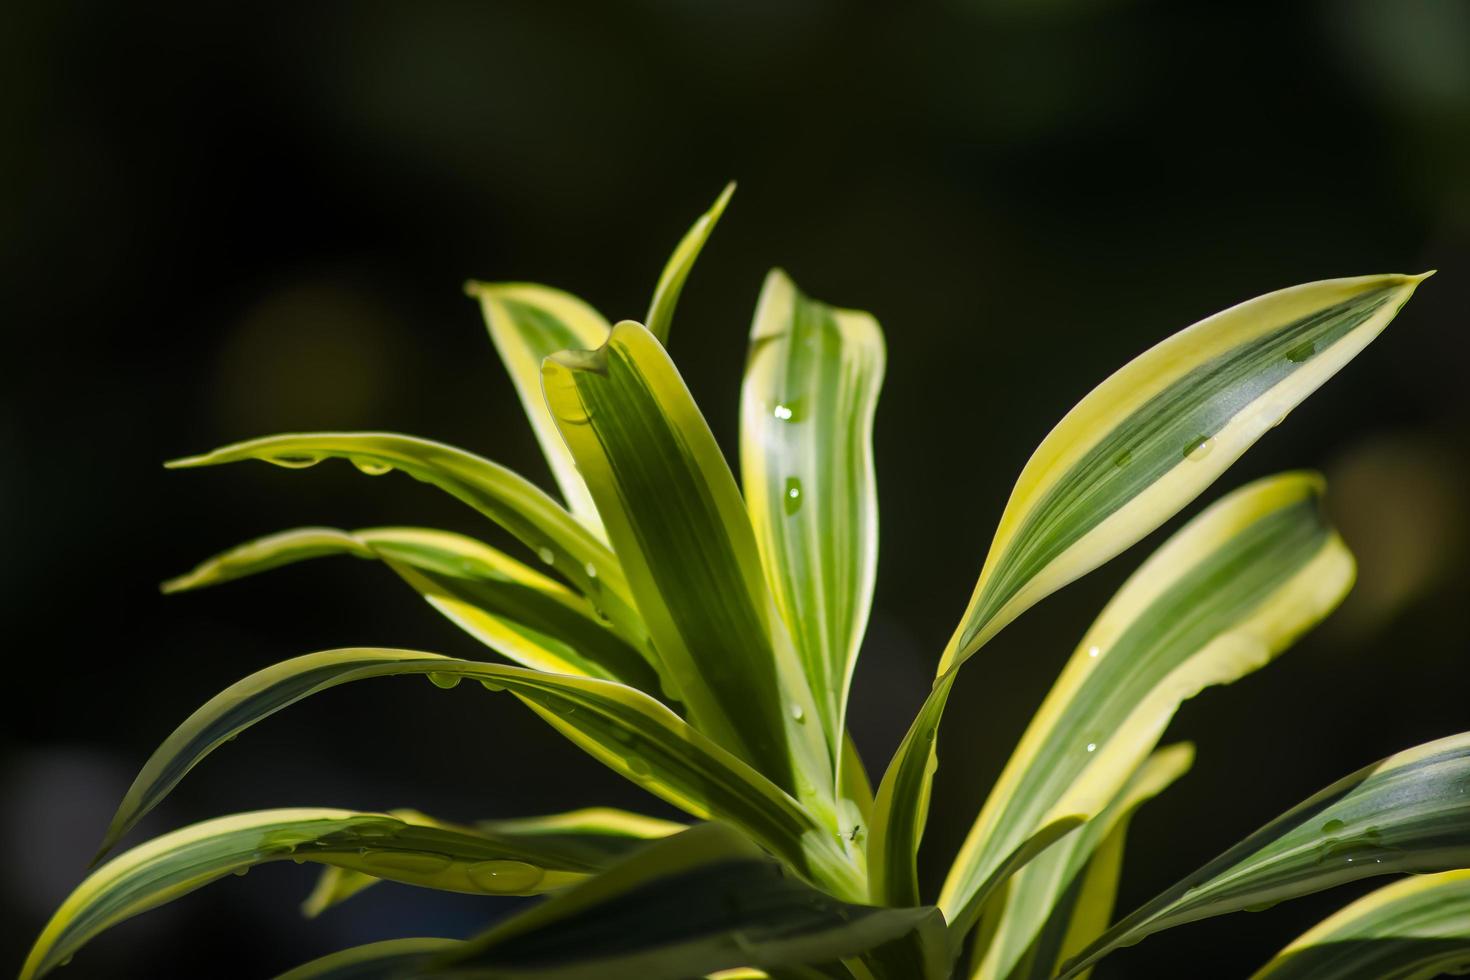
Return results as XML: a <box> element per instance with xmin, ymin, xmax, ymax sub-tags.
<box><xmin>537</xmin><ymin>546</ymin><xmax>555</xmax><ymax>565</ymax></box>
<box><xmin>266</xmin><ymin>453</ymin><xmax>322</xmax><ymax>469</ymax></box>
<box><xmin>790</xmin><ymin>703</ymin><xmax>806</xmax><ymax>723</ymax></box>
<box><xmin>428</xmin><ymin>672</ymin><xmax>461</xmax><ymax>690</ymax></box>
<box><xmin>584</xmin><ymin>562</ymin><xmax>597</xmax><ymax>579</ymax></box>
<box><xmin>1182</xmin><ymin>435</ymin><xmax>1216</xmax><ymax>462</ymax></box>
<box><xmin>1086</xmin><ymin>742</ymin><xmax>1097</xmax><ymax>753</ymax></box>
<box><xmin>783</xmin><ymin>477</ymin><xmax>803</xmax><ymax>515</ymax></box>
<box><xmin>1087</xmin><ymin>645</ymin><xmax>1101</xmax><ymax>659</ymax></box>
<box><xmin>772</xmin><ymin>404</ymin><xmax>794</xmax><ymax>420</ymax></box>
<box><xmin>232</xmin><ymin>866</ymin><xmax>250</xmax><ymax>877</ymax></box>
<box><xmin>627</xmin><ymin>755</ymin><xmax>652</xmax><ymax>778</ymax></box>
<box><xmin>1113</xmin><ymin>448</ymin><xmax>1132</xmax><ymax>468</ymax></box>
<box><xmin>1285</xmin><ymin>339</ymin><xmax>1316</xmax><ymax>363</ymax></box>
<box><xmin>467</xmin><ymin>859</ymin><xmax>544</xmax><ymax>893</ymax></box>
<box><xmin>352</xmin><ymin>459</ymin><xmax>393</xmax><ymax>476</ymax></box>
<box><xmin>479</xmin><ymin>679</ymin><xmax>506</xmax><ymax>692</ymax></box>
<box><xmin>361</xmin><ymin>850</ymin><xmax>454</xmax><ymax>875</ymax></box>
<box><xmin>1321</xmin><ymin>818</ymin><xmax>1346</xmax><ymax>834</ymax></box>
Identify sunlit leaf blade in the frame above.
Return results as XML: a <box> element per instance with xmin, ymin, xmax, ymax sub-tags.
<box><xmin>301</xmin><ymin>806</ymin><xmax>684</xmax><ymax>918</ymax></box>
<box><xmin>165</xmin><ymin>431</ymin><xmax>647</xmax><ymax>649</ymax></box>
<box><xmin>466</xmin><ymin>281</ymin><xmax>610</xmax><ymax>537</ymax></box>
<box><xmin>543</xmin><ymin>321</ymin><xmax>832</xmax><ymax>822</ymax></box>
<box><xmin>478</xmin><ymin>806</ymin><xmax>686</xmax><ymax>841</ymax></box>
<box><xmin>1059</xmin><ymin>730</ymin><xmax>1470</xmax><ymax>977</ymax></box>
<box><xmin>873</xmin><ymin>273</ymin><xmax>1424</xmax><ymax>914</ymax></box>
<box><xmin>163</xmin><ymin>525</ymin><xmax>662</xmax><ymax>693</ymax></box>
<box><xmin>941</xmin><ymin>472</ymin><xmax>1354</xmax><ymax>935</ymax></box>
<box><xmin>944</xmin><ymin>272</ymin><xmax>1426</xmax><ymax>670</ymax></box>
<box><xmin>23</xmin><ymin>809</ymin><xmax>590</xmax><ymax>980</ymax></box>
<box><xmin>740</xmin><ymin>269</ymin><xmax>885</xmax><ymax>803</ymax></box>
<box><xmin>1251</xmin><ymin>870</ymin><xmax>1470</xmax><ymax>980</ymax></box>
<box><xmin>277</xmin><ymin>938</ymin><xmax>465</xmax><ymax>980</ymax></box>
<box><xmin>97</xmin><ymin>649</ymin><xmax>861</xmax><ymax>899</ymax></box>
<box><xmin>976</xmin><ymin>744</ymin><xmax>1194</xmax><ymax>980</ymax></box>
<box><xmin>428</xmin><ymin>822</ymin><xmax>944</xmax><ymax>980</ymax></box>
<box><xmin>645</xmin><ymin>181</ymin><xmax>735</xmax><ymax>346</ymax></box>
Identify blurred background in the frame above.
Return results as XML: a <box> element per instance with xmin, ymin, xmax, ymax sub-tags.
<box><xmin>5</xmin><ymin>1</ymin><xmax>1470</xmax><ymax>976</ymax></box>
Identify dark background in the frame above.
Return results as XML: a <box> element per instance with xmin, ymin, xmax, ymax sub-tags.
<box><xmin>6</xmin><ymin>1</ymin><xmax>1470</xmax><ymax>977</ymax></box>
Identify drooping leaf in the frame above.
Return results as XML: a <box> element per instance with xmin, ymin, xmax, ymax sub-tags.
<box><xmin>277</xmin><ymin>938</ymin><xmax>466</xmax><ymax>980</ymax></box>
<box><xmin>165</xmin><ymin>432</ymin><xmax>647</xmax><ymax>648</ymax></box>
<box><xmin>96</xmin><ymin>649</ymin><xmax>861</xmax><ymax>899</ymax></box>
<box><xmin>1251</xmin><ymin>869</ymin><xmax>1470</xmax><ymax>980</ymax></box>
<box><xmin>1059</xmin><ymin>730</ymin><xmax>1470</xmax><ymax>977</ymax></box>
<box><xmin>301</xmin><ymin>806</ymin><xmax>684</xmax><ymax>919</ymax></box>
<box><xmin>943</xmin><ymin>273</ymin><xmax>1425</xmax><ymax>667</ymax></box>
<box><xmin>740</xmin><ymin>269</ymin><xmax>885</xmax><ymax>803</ymax></box>
<box><xmin>871</xmin><ymin>273</ymin><xmax>1425</xmax><ymax>911</ymax></box>
<box><xmin>941</xmin><ymin>473</ymin><xmax>1353</xmax><ymax>934</ymax></box>
<box><xmin>427</xmin><ymin>822</ymin><xmax>946</xmax><ymax>980</ymax></box>
<box><xmin>543</xmin><ymin>321</ymin><xmax>832</xmax><ymax>823</ymax></box>
<box><xmin>976</xmin><ymin>744</ymin><xmax>1195</xmax><ymax>980</ymax></box>
<box><xmin>163</xmin><ymin>525</ymin><xmax>662</xmax><ymax>693</ymax></box>
<box><xmin>465</xmin><ymin>281</ymin><xmax>610</xmax><ymax>537</ymax></box>
<box><xmin>645</xmin><ymin>182</ymin><xmax>735</xmax><ymax>346</ymax></box>
<box><xmin>23</xmin><ymin>809</ymin><xmax>589</xmax><ymax>980</ymax></box>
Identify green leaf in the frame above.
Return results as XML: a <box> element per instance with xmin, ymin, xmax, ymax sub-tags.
<box><xmin>543</xmin><ymin>321</ymin><xmax>832</xmax><ymax>824</ymax></box>
<box><xmin>1251</xmin><ymin>870</ymin><xmax>1470</xmax><ymax>980</ymax></box>
<box><xmin>646</xmin><ymin>182</ymin><xmax>735</xmax><ymax>346</ymax></box>
<box><xmin>277</xmin><ymin>939</ymin><xmax>465</xmax><ymax>980</ymax></box>
<box><xmin>740</xmin><ymin>269</ymin><xmax>885</xmax><ymax>805</ymax></box>
<box><xmin>871</xmin><ymin>273</ymin><xmax>1425</xmax><ymax>911</ymax></box>
<box><xmin>428</xmin><ymin>822</ymin><xmax>945</xmax><ymax>980</ymax></box>
<box><xmin>96</xmin><ymin>649</ymin><xmax>861</xmax><ymax>899</ymax></box>
<box><xmin>976</xmin><ymin>744</ymin><xmax>1195</xmax><ymax>980</ymax></box>
<box><xmin>465</xmin><ymin>281</ymin><xmax>610</xmax><ymax>537</ymax></box>
<box><xmin>165</xmin><ymin>431</ymin><xmax>648</xmax><ymax>650</ymax></box>
<box><xmin>301</xmin><ymin>806</ymin><xmax>684</xmax><ymax>918</ymax></box>
<box><xmin>944</xmin><ymin>273</ymin><xmax>1426</xmax><ymax>667</ymax></box>
<box><xmin>940</xmin><ymin>472</ymin><xmax>1354</xmax><ymax>935</ymax></box>
<box><xmin>163</xmin><ymin>525</ymin><xmax>662</xmax><ymax>693</ymax></box>
<box><xmin>1059</xmin><ymin>730</ymin><xmax>1470</xmax><ymax>977</ymax></box>
<box><xmin>23</xmin><ymin>809</ymin><xmax>590</xmax><ymax>980</ymax></box>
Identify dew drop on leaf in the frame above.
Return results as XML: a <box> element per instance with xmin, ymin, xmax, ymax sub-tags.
<box><xmin>467</xmin><ymin>859</ymin><xmax>544</xmax><ymax>893</ymax></box>
<box><xmin>427</xmin><ymin>672</ymin><xmax>461</xmax><ymax>690</ymax></box>
<box><xmin>537</xmin><ymin>546</ymin><xmax>555</xmax><ymax>565</ymax></box>
<box><xmin>790</xmin><ymin>703</ymin><xmax>805</xmax><ymax>723</ymax></box>
<box><xmin>1285</xmin><ymin>339</ymin><xmax>1316</xmax><ymax>363</ymax></box>
<box><xmin>266</xmin><ymin>453</ymin><xmax>322</xmax><ymax>469</ymax></box>
<box><xmin>351</xmin><ymin>459</ymin><xmax>393</xmax><ymax>476</ymax></box>
<box><xmin>783</xmin><ymin>477</ymin><xmax>803</xmax><ymax>515</ymax></box>
<box><xmin>1182</xmin><ymin>435</ymin><xmax>1216</xmax><ymax>462</ymax></box>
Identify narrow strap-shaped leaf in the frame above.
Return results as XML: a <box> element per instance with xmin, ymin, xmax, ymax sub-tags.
<box><xmin>645</xmin><ymin>182</ymin><xmax>735</xmax><ymax>346</ymax></box>
<box><xmin>942</xmin><ymin>273</ymin><xmax>1426</xmax><ymax>669</ymax></box>
<box><xmin>975</xmin><ymin>744</ymin><xmax>1195</xmax><ymax>980</ymax></box>
<box><xmin>96</xmin><ymin>649</ymin><xmax>860</xmax><ymax>899</ymax></box>
<box><xmin>302</xmin><ymin>806</ymin><xmax>685</xmax><ymax>918</ymax></box>
<box><xmin>465</xmin><ymin>281</ymin><xmax>610</xmax><ymax>537</ymax></box>
<box><xmin>1059</xmin><ymin>730</ymin><xmax>1470</xmax><ymax>977</ymax></box>
<box><xmin>1251</xmin><ymin>870</ymin><xmax>1470</xmax><ymax>980</ymax></box>
<box><xmin>163</xmin><ymin>525</ymin><xmax>662</xmax><ymax>693</ymax></box>
<box><xmin>427</xmin><ymin>822</ymin><xmax>944</xmax><ymax>980</ymax></box>
<box><xmin>23</xmin><ymin>809</ymin><xmax>590</xmax><ymax>980</ymax></box>
<box><xmin>941</xmin><ymin>473</ymin><xmax>1353</xmax><ymax>935</ymax></box>
<box><xmin>740</xmin><ymin>269</ymin><xmax>885</xmax><ymax>804</ymax></box>
<box><xmin>277</xmin><ymin>938</ymin><xmax>466</xmax><ymax>980</ymax></box>
<box><xmin>543</xmin><ymin>321</ymin><xmax>832</xmax><ymax>822</ymax></box>
<box><xmin>872</xmin><ymin>273</ymin><xmax>1423</xmax><ymax>914</ymax></box>
<box><xmin>478</xmin><ymin>806</ymin><xmax>686</xmax><ymax>841</ymax></box>
<box><xmin>166</xmin><ymin>432</ymin><xmax>647</xmax><ymax>649</ymax></box>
